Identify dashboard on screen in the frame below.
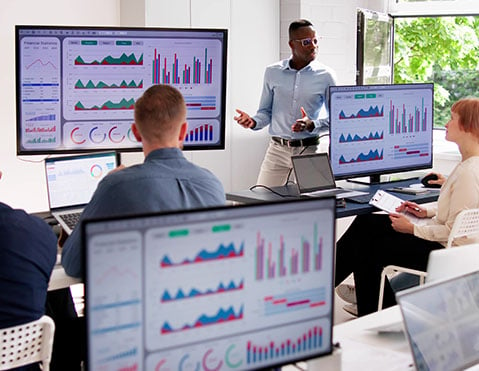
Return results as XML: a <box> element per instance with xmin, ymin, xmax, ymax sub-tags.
<box><xmin>329</xmin><ymin>83</ymin><xmax>434</xmax><ymax>183</ymax></box>
<box><xmin>83</xmin><ymin>198</ymin><xmax>336</xmax><ymax>370</ymax></box>
<box><xmin>15</xmin><ymin>25</ymin><xmax>228</xmax><ymax>155</ymax></box>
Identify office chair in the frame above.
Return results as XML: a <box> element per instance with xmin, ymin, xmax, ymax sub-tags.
<box><xmin>0</xmin><ymin>315</ymin><xmax>55</xmax><ymax>371</ymax></box>
<box><xmin>378</xmin><ymin>207</ymin><xmax>479</xmax><ymax>310</ymax></box>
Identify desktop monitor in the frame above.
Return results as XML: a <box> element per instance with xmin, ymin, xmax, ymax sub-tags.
<box><xmin>15</xmin><ymin>25</ymin><xmax>228</xmax><ymax>155</ymax></box>
<box><xmin>329</xmin><ymin>83</ymin><xmax>434</xmax><ymax>183</ymax></box>
<box><xmin>82</xmin><ymin>198</ymin><xmax>336</xmax><ymax>370</ymax></box>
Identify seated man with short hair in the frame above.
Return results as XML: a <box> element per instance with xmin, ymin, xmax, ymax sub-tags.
<box><xmin>62</xmin><ymin>84</ymin><xmax>226</xmax><ymax>277</ymax></box>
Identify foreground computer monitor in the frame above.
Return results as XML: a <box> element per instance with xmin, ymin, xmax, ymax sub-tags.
<box><xmin>329</xmin><ymin>83</ymin><xmax>434</xmax><ymax>184</ymax></box>
<box><xmin>82</xmin><ymin>198</ymin><xmax>336</xmax><ymax>370</ymax></box>
<box><xmin>15</xmin><ymin>25</ymin><xmax>227</xmax><ymax>154</ymax></box>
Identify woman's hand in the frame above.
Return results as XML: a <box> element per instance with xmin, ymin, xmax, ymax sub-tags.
<box><xmin>396</xmin><ymin>201</ymin><xmax>426</xmax><ymax>218</ymax></box>
<box><xmin>389</xmin><ymin>213</ymin><xmax>415</xmax><ymax>234</ymax></box>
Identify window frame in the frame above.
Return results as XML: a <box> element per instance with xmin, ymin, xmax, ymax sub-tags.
<box><xmin>388</xmin><ymin>0</ymin><xmax>479</xmax><ymax>16</ymax></box>
<box><xmin>356</xmin><ymin>8</ymin><xmax>394</xmax><ymax>85</ymax></box>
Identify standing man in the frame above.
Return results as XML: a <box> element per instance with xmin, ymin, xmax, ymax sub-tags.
<box><xmin>234</xmin><ymin>19</ymin><xmax>336</xmax><ymax>186</ymax></box>
<box><xmin>62</xmin><ymin>84</ymin><xmax>226</xmax><ymax>278</ymax></box>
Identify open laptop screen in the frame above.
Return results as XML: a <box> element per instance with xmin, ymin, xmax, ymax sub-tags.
<box><xmin>45</xmin><ymin>151</ymin><xmax>119</xmax><ymax>210</ymax></box>
<box><xmin>291</xmin><ymin>153</ymin><xmax>337</xmax><ymax>193</ymax></box>
<box><xmin>83</xmin><ymin>198</ymin><xmax>336</xmax><ymax>370</ymax></box>
<box><xmin>397</xmin><ymin>270</ymin><xmax>479</xmax><ymax>371</ymax></box>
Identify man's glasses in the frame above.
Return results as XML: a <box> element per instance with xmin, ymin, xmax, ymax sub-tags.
<box><xmin>292</xmin><ymin>37</ymin><xmax>319</xmax><ymax>47</ymax></box>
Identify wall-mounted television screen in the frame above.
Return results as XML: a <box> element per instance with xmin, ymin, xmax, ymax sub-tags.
<box><xmin>329</xmin><ymin>83</ymin><xmax>434</xmax><ymax>184</ymax></box>
<box><xmin>15</xmin><ymin>25</ymin><xmax>228</xmax><ymax>155</ymax></box>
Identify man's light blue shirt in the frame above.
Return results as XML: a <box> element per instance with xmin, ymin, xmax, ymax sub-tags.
<box><xmin>61</xmin><ymin>147</ymin><xmax>225</xmax><ymax>278</ymax></box>
<box><xmin>252</xmin><ymin>58</ymin><xmax>337</xmax><ymax>139</ymax></box>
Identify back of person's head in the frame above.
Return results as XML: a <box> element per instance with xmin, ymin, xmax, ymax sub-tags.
<box><xmin>451</xmin><ymin>97</ymin><xmax>479</xmax><ymax>140</ymax></box>
<box><xmin>288</xmin><ymin>19</ymin><xmax>314</xmax><ymax>40</ymax></box>
<box><xmin>134</xmin><ymin>84</ymin><xmax>187</xmax><ymax>144</ymax></box>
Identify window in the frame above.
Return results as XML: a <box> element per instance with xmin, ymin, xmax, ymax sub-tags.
<box><xmin>357</xmin><ymin>8</ymin><xmax>479</xmax><ymax>128</ymax></box>
<box><xmin>389</xmin><ymin>0</ymin><xmax>479</xmax><ymax>16</ymax></box>
<box><xmin>394</xmin><ymin>16</ymin><xmax>479</xmax><ymax>127</ymax></box>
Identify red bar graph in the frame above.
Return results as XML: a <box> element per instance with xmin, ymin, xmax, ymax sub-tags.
<box><xmin>152</xmin><ymin>48</ymin><xmax>213</xmax><ymax>85</ymax></box>
<box><xmin>389</xmin><ymin>98</ymin><xmax>427</xmax><ymax>134</ymax></box>
<box><xmin>255</xmin><ymin>225</ymin><xmax>323</xmax><ymax>280</ymax></box>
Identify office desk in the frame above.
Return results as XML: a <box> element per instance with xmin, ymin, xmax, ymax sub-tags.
<box><xmin>48</xmin><ymin>263</ymin><xmax>81</xmax><ymax>291</ymax></box>
<box><xmin>227</xmin><ymin>178</ymin><xmax>440</xmax><ymax>217</ymax></box>
<box><xmin>331</xmin><ymin>306</ymin><xmax>412</xmax><ymax>371</ymax></box>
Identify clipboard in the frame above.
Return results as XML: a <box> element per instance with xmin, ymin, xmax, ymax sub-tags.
<box><xmin>369</xmin><ymin>190</ymin><xmax>404</xmax><ymax>214</ymax></box>
<box><xmin>369</xmin><ymin>190</ymin><xmax>425</xmax><ymax>225</ymax></box>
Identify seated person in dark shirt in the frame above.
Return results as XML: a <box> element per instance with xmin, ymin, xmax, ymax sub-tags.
<box><xmin>0</xmin><ymin>170</ymin><xmax>57</xmax><ymax>371</ymax></box>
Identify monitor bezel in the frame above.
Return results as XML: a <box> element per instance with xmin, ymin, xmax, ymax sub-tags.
<box><xmin>15</xmin><ymin>24</ymin><xmax>228</xmax><ymax>155</ymax></box>
<box><xmin>81</xmin><ymin>197</ymin><xmax>337</xmax><ymax>371</ymax></box>
<box><xmin>328</xmin><ymin>83</ymin><xmax>434</xmax><ymax>183</ymax></box>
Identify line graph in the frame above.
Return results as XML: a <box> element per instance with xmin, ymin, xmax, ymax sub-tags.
<box><xmin>339</xmin><ymin>105</ymin><xmax>384</xmax><ymax>120</ymax></box>
<box><xmin>94</xmin><ymin>265</ymin><xmax>139</xmax><ymax>286</ymax></box>
<box><xmin>339</xmin><ymin>131</ymin><xmax>384</xmax><ymax>143</ymax></box>
<box><xmin>339</xmin><ymin>149</ymin><xmax>384</xmax><ymax>164</ymax></box>
<box><xmin>161</xmin><ymin>279</ymin><xmax>244</xmax><ymax>302</ymax></box>
<box><xmin>161</xmin><ymin>305</ymin><xmax>244</xmax><ymax>334</ymax></box>
<box><xmin>25</xmin><ymin>58</ymin><xmax>58</xmax><ymax>70</ymax></box>
<box><xmin>160</xmin><ymin>242</ymin><xmax>244</xmax><ymax>268</ymax></box>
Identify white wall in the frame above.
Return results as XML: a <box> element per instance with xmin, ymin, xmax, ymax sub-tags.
<box><xmin>0</xmin><ymin>0</ymin><xmax>120</xmax><ymax>212</ymax></box>
<box><xmin>119</xmin><ymin>0</ymin><xmax>279</xmax><ymax>195</ymax></box>
<box><xmin>280</xmin><ymin>0</ymin><xmax>386</xmax><ymax>85</ymax></box>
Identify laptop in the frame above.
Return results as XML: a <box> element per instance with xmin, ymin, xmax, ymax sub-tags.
<box><xmin>291</xmin><ymin>153</ymin><xmax>369</xmax><ymax>199</ymax></box>
<box><xmin>44</xmin><ymin>151</ymin><xmax>119</xmax><ymax>234</ymax></box>
<box><xmin>396</xmin><ymin>270</ymin><xmax>479</xmax><ymax>371</ymax></box>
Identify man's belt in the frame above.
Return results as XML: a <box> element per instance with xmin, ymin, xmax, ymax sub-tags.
<box><xmin>272</xmin><ymin>136</ymin><xmax>320</xmax><ymax>147</ymax></box>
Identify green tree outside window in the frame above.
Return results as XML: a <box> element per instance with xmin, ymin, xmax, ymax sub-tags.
<box><xmin>394</xmin><ymin>16</ymin><xmax>479</xmax><ymax>127</ymax></box>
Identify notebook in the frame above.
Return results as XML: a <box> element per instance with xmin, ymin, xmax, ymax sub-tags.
<box><xmin>291</xmin><ymin>153</ymin><xmax>368</xmax><ymax>199</ymax></box>
<box><xmin>396</xmin><ymin>270</ymin><xmax>479</xmax><ymax>371</ymax></box>
<box><xmin>44</xmin><ymin>152</ymin><xmax>119</xmax><ymax>234</ymax></box>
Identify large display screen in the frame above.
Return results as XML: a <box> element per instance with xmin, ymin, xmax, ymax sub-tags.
<box><xmin>329</xmin><ymin>83</ymin><xmax>434</xmax><ymax>183</ymax></box>
<box><xmin>83</xmin><ymin>198</ymin><xmax>336</xmax><ymax>370</ymax></box>
<box><xmin>15</xmin><ymin>25</ymin><xmax>228</xmax><ymax>154</ymax></box>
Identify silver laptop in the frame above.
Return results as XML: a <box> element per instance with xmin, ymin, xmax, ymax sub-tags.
<box><xmin>396</xmin><ymin>270</ymin><xmax>479</xmax><ymax>371</ymax></box>
<box><xmin>45</xmin><ymin>152</ymin><xmax>119</xmax><ymax>234</ymax></box>
<box><xmin>291</xmin><ymin>153</ymin><xmax>368</xmax><ymax>198</ymax></box>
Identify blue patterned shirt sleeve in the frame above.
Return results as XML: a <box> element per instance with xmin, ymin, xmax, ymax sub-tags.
<box><xmin>252</xmin><ymin>59</ymin><xmax>337</xmax><ymax>139</ymax></box>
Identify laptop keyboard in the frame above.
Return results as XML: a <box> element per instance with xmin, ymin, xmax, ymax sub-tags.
<box><xmin>59</xmin><ymin>212</ymin><xmax>81</xmax><ymax>230</ymax></box>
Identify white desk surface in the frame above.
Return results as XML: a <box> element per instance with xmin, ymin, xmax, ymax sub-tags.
<box><xmin>48</xmin><ymin>259</ymin><xmax>81</xmax><ymax>291</ymax></box>
<box><xmin>331</xmin><ymin>306</ymin><xmax>413</xmax><ymax>371</ymax></box>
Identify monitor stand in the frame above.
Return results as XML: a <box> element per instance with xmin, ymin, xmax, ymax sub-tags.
<box><xmin>347</xmin><ymin>174</ymin><xmax>419</xmax><ymax>185</ymax></box>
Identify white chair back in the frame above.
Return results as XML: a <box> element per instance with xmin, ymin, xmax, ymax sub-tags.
<box><xmin>0</xmin><ymin>315</ymin><xmax>55</xmax><ymax>371</ymax></box>
<box><xmin>378</xmin><ymin>207</ymin><xmax>479</xmax><ymax>310</ymax></box>
<box><xmin>446</xmin><ymin>208</ymin><xmax>479</xmax><ymax>248</ymax></box>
